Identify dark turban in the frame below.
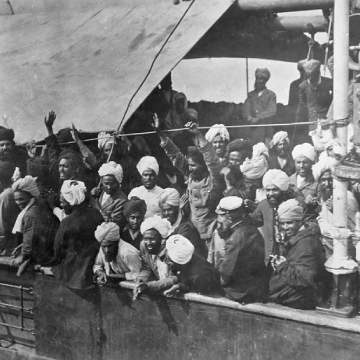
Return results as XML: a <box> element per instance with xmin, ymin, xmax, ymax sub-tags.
<box><xmin>27</xmin><ymin>157</ymin><xmax>49</xmax><ymax>179</ymax></box>
<box><xmin>0</xmin><ymin>127</ymin><xmax>14</xmax><ymax>142</ymax></box>
<box><xmin>56</xmin><ymin>128</ymin><xmax>73</xmax><ymax>144</ymax></box>
<box><xmin>124</xmin><ymin>196</ymin><xmax>147</xmax><ymax>218</ymax></box>
<box><xmin>0</xmin><ymin>161</ymin><xmax>15</xmax><ymax>182</ymax></box>
<box><xmin>186</xmin><ymin>146</ymin><xmax>205</xmax><ymax>166</ymax></box>
<box><xmin>226</xmin><ymin>139</ymin><xmax>252</xmax><ymax>156</ymax></box>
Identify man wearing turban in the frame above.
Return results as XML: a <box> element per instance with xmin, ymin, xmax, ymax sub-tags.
<box><xmin>241</xmin><ymin>68</ymin><xmax>277</xmax><ymax>145</ymax></box>
<box><xmin>205</xmin><ymin>124</ymin><xmax>230</xmax><ymax>165</ymax></box>
<box><xmin>0</xmin><ymin>126</ymin><xmax>29</xmax><ymax>177</ymax></box>
<box><xmin>290</xmin><ymin>143</ymin><xmax>318</xmax><ymax>199</ymax></box>
<box><xmin>268</xmin><ymin>199</ymin><xmax>327</xmax><ymax>310</ymax></box>
<box><xmin>251</xmin><ymin>169</ymin><xmax>303</xmax><ymax>270</ymax></box>
<box><xmin>11</xmin><ymin>176</ymin><xmax>59</xmax><ymax>272</ymax></box>
<box><xmin>0</xmin><ymin>161</ymin><xmax>19</xmax><ymax>256</ymax></box>
<box><xmin>128</xmin><ymin>156</ymin><xmax>164</xmax><ymax>219</ymax></box>
<box><xmin>90</xmin><ymin>161</ymin><xmax>128</xmax><ymax>227</ymax></box>
<box><xmin>295</xmin><ymin>59</ymin><xmax>333</xmax><ymax>143</ymax></box>
<box><xmin>215</xmin><ymin>197</ymin><xmax>268</xmax><ymax>303</ymax></box>
<box><xmin>120</xmin><ymin>197</ymin><xmax>147</xmax><ymax>250</ymax></box>
<box><xmin>154</xmin><ymin>118</ymin><xmax>224</xmax><ymax>246</ymax></box>
<box><xmin>93</xmin><ymin>222</ymin><xmax>141</xmax><ymax>285</ymax></box>
<box><xmin>133</xmin><ymin>215</ymin><xmax>177</xmax><ymax>298</ymax></box>
<box><xmin>162</xmin><ymin>234</ymin><xmax>221</xmax><ymax>297</ymax></box>
<box><xmin>268</xmin><ymin>131</ymin><xmax>295</xmax><ymax>177</ymax></box>
<box><xmin>50</xmin><ymin>181</ymin><xmax>104</xmax><ymax>289</ymax></box>
<box><xmin>288</xmin><ymin>59</ymin><xmax>307</xmax><ymax>109</ymax></box>
<box><xmin>159</xmin><ymin>188</ymin><xmax>207</xmax><ymax>259</ymax></box>
<box><xmin>311</xmin><ymin>158</ymin><xmax>359</xmax><ymax>260</ymax></box>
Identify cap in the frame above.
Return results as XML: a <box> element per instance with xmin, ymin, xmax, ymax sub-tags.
<box><xmin>215</xmin><ymin>196</ymin><xmax>243</xmax><ymax>215</ymax></box>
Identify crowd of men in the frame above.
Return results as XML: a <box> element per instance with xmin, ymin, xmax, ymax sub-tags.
<box><xmin>0</xmin><ymin>56</ymin><xmax>358</xmax><ymax>311</ymax></box>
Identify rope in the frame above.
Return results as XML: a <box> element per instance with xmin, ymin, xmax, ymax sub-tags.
<box><xmin>34</xmin><ymin>120</ymin><xmax>317</xmax><ymax>147</ymax></box>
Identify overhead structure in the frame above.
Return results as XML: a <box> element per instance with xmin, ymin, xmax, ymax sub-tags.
<box><xmin>0</xmin><ymin>0</ymin><xmax>233</xmax><ymax>142</ymax></box>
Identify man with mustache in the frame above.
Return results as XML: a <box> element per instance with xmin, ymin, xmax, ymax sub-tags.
<box><xmin>250</xmin><ymin>169</ymin><xmax>302</xmax><ymax>275</ymax></box>
<box><xmin>0</xmin><ymin>127</ymin><xmax>28</xmax><ymax>178</ymax></box>
<box><xmin>216</xmin><ymin>196</ymin><xmax>267</xmax><ymax>303</ymax></box>
<box><xmin>205</xmin><ymin>124</ymin><xmax>230</xmax><ymax>167</ymax></box>
<box><xmin>312</xmin><ymin>157</ymin><xmax>359</xmax><ymax>259</ymax></box>
<box><xmin>128</xmin><ymin>156</ymin><xmax>163</xmax><ymax>218</ymax></box>
<box><xmin>93</xmin><ymin>222</ymin><xmax>142</xmax><ymax>286</ymax></box>
<box><xmin>241</xmin><ymin>68</ymin><xmax>277</xmax><ymax>145</ymax></box>
<box><xmin>268</xmin><ymin>131</ymin><xmax>295</xmax><ymax>177</ymax></box>
<box><xmin>268</xmin><ymin>199</ymin><xmax>327</xmax><ymax>310</ymax></box>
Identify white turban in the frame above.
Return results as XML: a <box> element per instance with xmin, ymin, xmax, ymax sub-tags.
<box><xmin>166</xmin><ymin>234</ymin><xmax>194</xmax><ymax>265</ymax></box>
<box><xmin>137</xmin><ymin>156</ymin><xmax>159</xmax><ymax>176</ymax></box>
<box><xmin>205</xmin><ymin>124</ymin><xmax>230</xmax><ymax>143</ymax></box>
<box><xmin>269</xmin><ymin>131</ymin><xmax>289</xmax><ymax>149</ymax></box>
<box><xmin>140</xmin><ymin>215</ymin><xmax>171</xmax><ymax>239</ymax></box>
<box><xmin>12</xmin><ymin>175</ymin><xmax>40</xmax><ymax>197</ymax></box>
<box><xmin>312</xmin><ymin>157</ymin><xmax>337</xmax><ymax>182</ymax></box>
<box><xmin>98</xmin><ymin>132</ymin><xmax>115</xmax><ymax>152</ymax></box>
<box><xmin>262</xmin><ymin>169</ymin><xmax>290</xmax><ymax>191</ymax></box>
<box><xmin>98</xmin><ymin>161</ymin><xmax>123</xmax><ymax>184</ymax></box>
<box><xmin>292</xmin><ymin>143</ymin><xmax>316</xmax><ymax>162</ymax></box>
<box><xmin>159</xmin><ymin>188</ymin><xmax>180</xmax><ymax>207</ymax></box>
<box><xmin>95</xmin><ymin>222</ymin><xmax>120</xmax><ymax>243</ymax></box>
<box><xmin>278</xmin><ymin>199</ymin><xmax>303</xmax><ymax>221</ymax></box>
<box><xmin>240</xmin><ymin>143</ymin><xmax>268</xmax><ymax>179</ymax></box>
<box><xmin>61</xmin><ymin>180</ymin><xmax>87</xmax><ymax>206</ymax></box>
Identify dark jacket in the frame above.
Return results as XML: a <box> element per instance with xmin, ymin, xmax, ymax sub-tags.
<box><xmin>296</xmin><ymin>78</ymin><xmax>333</xmax><ymax>131</ymax></box>
<box><xmin>268</xmin><ymin>225</ymin><xmax>327</xmax><ymax>310</ymax></box>
<box><xmin>51</xmin><ymin>206</ymin><xmax>103</xmax><ymax>289</ymax></box>
<box><xmin>268</xmin><ymin>153</ymin><xmax>296</xmax><ymax>177</ymax></box>
<box><xmin>90</xmin><ymin>187</ymin><xmax>128</xmax><ymax>227</ymax></box>
<box><xmin>172</xmin><ymin>218</ymin><xmax>208</xmax><ymax>259</ymax></box>
<box><xmin>175</xmin><ymin>254</ymin><xmax>221</xmax><ymax>295</ymax></box>
<box><xmin>220</xmin><ymin>217</ymin><xmax>268</xmax><ymax>303</ymax></box>
<box><xmin>17</xmin><ymin>198</ymin><xmax>59</xmax><ymax>264</ymax></box>
<box><xmin>121</xmin><ymin>227</ymin><xmax>143</xmax><ymax>250</ymax></box>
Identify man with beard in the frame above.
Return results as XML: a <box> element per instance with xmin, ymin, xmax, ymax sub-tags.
<box><xmin>154</xmin><ymin>118</ymin><xmax>224</xmax><ymax>249</ymax></box>
<box><xmin>159</xmin><ymin>188</ymin><xmax>207</xmax><ymax>258</ymax></box>
<box><xmin>205</xmin><ymin>124</ymin><xmax>230</xmax><ymax>167</ymax></box>
<box><xmin>241</xmin><ymin>68</ymin><xmax>277</xmax><ymax>145</ymax></box>
<box><xmin>250</xmin><ymin>169</ymin><xmax>302</xmax><ymax>273</ymax></box>
<box><xmin>268</xmin><ymin>199</ymin><xmax>327</xmax><ymax>309</ymax></box>
<box><xmin>0</xmin><ymin>127</ymin><xmax>28</xmax><ymax>177</ymax></box>
<box><xmin>128</xmin><ymin>156</ymin><xmax>163</xmax><ymax>218</ymax></box>
<box><xmin>93</xmin><ymin>222</ymin><xmax>141</xmax><ymax>285</ymax></box>
<box><xmin>133</xmin><ymin>215</ymin><xmax>176</xmax><ymax>298</ymax></box>
<box><xmin>290</xmin><ymin>143</ymin><xmax>318</xmax><ymax>199</ymax></box>
<box><xmin>268</xmin><ymin>131</ymin><xmax>295</xmax><ymax>177</ymax></box>
<box><xmin>217</xmin><ymin>197</ymin><xmax>268</xmax><ymax>303</ymax></box>
<box><xmin>312</xmin><ymin>158</ymin><xmax>359</xmax><ymax>259</ymax></box>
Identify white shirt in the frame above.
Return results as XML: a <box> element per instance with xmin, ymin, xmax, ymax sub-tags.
<box><xmin>128</xmin><ymin>185</ymin><xmax>164</xmax><ymax>218</ymax></box>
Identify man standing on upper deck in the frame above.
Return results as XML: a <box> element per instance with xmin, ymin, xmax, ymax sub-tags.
<box><xmin>241</xmin><ymin>68</ymin><xmax>277</xmax><ymax>145</ymax></box>
<box><xmin>296</xmin><ymin>59</ymin><xmax>333</xmax><ymax>144</ymax></box>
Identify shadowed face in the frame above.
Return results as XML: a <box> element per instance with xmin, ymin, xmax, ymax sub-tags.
<box><xmin>280</xmin><ymin>220</ymin><xmax>302</xmax><ymax>240</ymax></box>
<box><xmin>254</xmin><ymin>76</ymin><xmax>267</xmax><ymax>91</ymax></box>
<box><xmin>266</xmin><ymin>185</ymin><xmax>283</xmax><ymax>208</ymax></box>
<box><xmin>60</xmin><ymin>194</ymin><xmax>73</xmax><ymax>215</ymax></box>
<box><xmin>127</xmin><ymin>211</ymin><xmax>143</xmax><ymax>232</ymax></box>
<box><xmin>212</xmin><ymin>135</ymin><xmax>227</xmax><ymax>158</ymax></box>
<box><xmin>141</xmin><ymin>170</ymin><xmax>157</xmax><ymax>190</ymax></box>
<box><xmin>216</xmin><ymin>213</ymin><xmax>233</xmax><ymax>239</ymax></box>
<box><xmin>161</xmin><ymin>203</ymin><xmax>179</xmax><ymax>225</ymax></box>
<box><xmin>0</xmin><ymin>140</ymin><xmax>14</xmax><ymax>159</ymax></box>
<box><xmin>228</xmin><ymin>151</ymin><xmax>244</xmax><ymax>168</ymax></box>
<box><xmin>295</xmin><ymin>156</ymin><xmax>313</xmax><ymax>178</ymax></box>
<box><xmin>59</xmin><ymin>158</ymin><xmax>76</xmax><ymax>181</ymax></box>
<box><xmin>14</xmin><ymin>190</ymin><xmax>32</xmax><ymax>210</ymax></box>
<box><xmin>101</xmin><ymin>241</ymin><xmax>119</xmax><ymax>262</ymax></box>
<box><xmin>275</xmin><ymin>140</ymin><xmax>289</xmax><ymax>158</ymax></box>
<box><xmin>143</xmin><ymin>229</ymin><xmax>162</xmax><ymax>255</ymax></box>
<box><xmin>102</xmin><ymin>175</ymin><xmax>119</xmax><ymax>195</ymax></box>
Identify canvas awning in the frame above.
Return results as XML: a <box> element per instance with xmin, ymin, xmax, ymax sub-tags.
<box><xmin>0</xmin><ymin>0</ymin><xmax>233</xmax><ymax>143</ymax></box>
